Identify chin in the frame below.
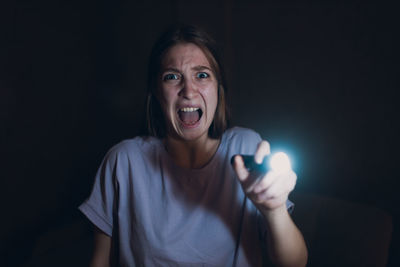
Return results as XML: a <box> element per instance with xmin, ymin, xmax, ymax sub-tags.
<box><xmin>174</xmin><ymin>122</ymin><xmax>210</xmax><ymax>141</ymax></box>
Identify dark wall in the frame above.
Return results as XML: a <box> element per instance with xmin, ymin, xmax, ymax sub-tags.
<box><xmin>1</xmin><ymin>0</ymin><xmax>399</xmax><ymax>266</ymax></box>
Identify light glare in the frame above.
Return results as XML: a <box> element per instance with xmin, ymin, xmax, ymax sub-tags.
<box><xmin>270</xmin><ymin>152</ymin><xmax>291</xmax><ymax>173</ymax></box>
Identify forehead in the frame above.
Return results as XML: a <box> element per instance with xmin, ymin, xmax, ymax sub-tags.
<box><xmin>161</xmin><ymin>43</ymin><xmax>211</xmax><ymax>69</ymax></box>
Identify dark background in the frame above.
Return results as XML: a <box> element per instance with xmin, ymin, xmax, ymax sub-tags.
<box><xmin>1</xmin><ymin>0</ymin><xmax>399</xmax><ymax>266</ymax></box>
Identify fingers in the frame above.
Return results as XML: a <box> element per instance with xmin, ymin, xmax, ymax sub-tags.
<box><xmin>253</xmin><ymin>170</ymin><xmax>296</xmax><ymax>195</ymax></box>
<box><xmin>232</xmin><ymin>154</ymin><xmax>249</xmax><ymax>182</ymax></box>
<box><xmin>233</xmin><ymin>140</ymin><xmax>270</xmax><ymax>182</ymax></box>
<box><xmin>232</xmin><ymin>140</ymin><xmax>297</xmax><ymax>211</ymax></box>
<box><xmin>233</xmin><ymin>155</ymin><xmax>264</xmax><ymax>193</ymax></box>
<box><xmin>254</xmin><ymin>141</ymin><xmax>271</xmax><ymax>164</ymax></box>
<box><xmin>249</xmin><ymin>170</ymin><xmax>297</xmax><ymax>209</ymax></box>
<box><xmin>253</xmin><ymin>171</ymin><xmax>277</xmax><ymax>194</ymax></box>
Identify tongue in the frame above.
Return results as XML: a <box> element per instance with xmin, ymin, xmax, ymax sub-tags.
<box><xmin>179</xmin><ymin>111</ymin><xmax>200</xmax><ymax>124</ymax></box>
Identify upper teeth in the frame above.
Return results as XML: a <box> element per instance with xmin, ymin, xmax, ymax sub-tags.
<box><xmin>180</xmin><ymin>107</ymin><xmax>199</xmax><ymax>112</ymax></box>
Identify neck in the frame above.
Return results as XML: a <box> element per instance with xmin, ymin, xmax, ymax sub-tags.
<box><xmin>164</xmin><ymin>135</ymin><xmax>220</xmax><ymax>169</ymax></box>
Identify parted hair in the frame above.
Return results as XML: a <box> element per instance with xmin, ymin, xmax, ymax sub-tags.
<box><xmin>145</xmin><ymin>24</ymin><xmax>230</xmax><ymax>139</ymax></box>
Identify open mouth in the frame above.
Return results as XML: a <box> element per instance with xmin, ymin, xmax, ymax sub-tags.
<box><xmin>177</xmin><ymin>107</ymin><xmax>203</xmax><ymax>125</ymax></box>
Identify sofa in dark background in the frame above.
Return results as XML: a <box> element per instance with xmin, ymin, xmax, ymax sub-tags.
<box><xmin>1</xmin><ymin>1</ymin><xmax>399</xmax><ymax>266</ymax></box>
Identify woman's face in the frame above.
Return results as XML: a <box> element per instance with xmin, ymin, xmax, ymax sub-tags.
<box><xmin>157</xmin><ymin>43</ymin><xmax>218</xmax><ymax>142</ymax></box>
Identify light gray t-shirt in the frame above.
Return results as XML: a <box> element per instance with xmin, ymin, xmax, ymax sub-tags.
<box><xmin>79</xmin><ymin>127</ymin><xmax>293</xmax><ymax>266</ymax></box>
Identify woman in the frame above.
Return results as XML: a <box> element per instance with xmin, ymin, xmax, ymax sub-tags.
<box><xmin>79</xmin><ymin>24</ymin><xmax>308</xmax><ymax>267</ymax></box>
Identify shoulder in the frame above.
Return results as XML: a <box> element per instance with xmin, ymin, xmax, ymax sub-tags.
<box><xmin>102</xmin><ymin>136</ymin><xmax>161</xmax><ymax>165</ymax></box>
<box><xmin>221</xmin><ymin>127</ymin><xmax>262</xmax><ymax>155</ymax></box>
<box><xmin>223</xmin><ymin>126</ymin><xmax>262</xmax><ymax>143</ymax></box>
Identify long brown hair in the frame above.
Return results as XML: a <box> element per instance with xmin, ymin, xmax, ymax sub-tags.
<box><xmin>146</xmin><ymin>24</ymin><xmax>230</xmax><ymax>139</ymax></box>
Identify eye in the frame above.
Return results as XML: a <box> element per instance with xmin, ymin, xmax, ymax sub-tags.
<box><xmin>163</xmin><ymin>73</ymin><xmax>180</xmax><ymax>81</ymax></box>
<box><xmin>196</xmin><ymin>72</ymin><xmax>209</xmax><ymax>79</ymax></box>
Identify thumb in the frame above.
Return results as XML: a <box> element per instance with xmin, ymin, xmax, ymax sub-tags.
<box><xmin>232</xmin><ymin>155</ymin><xmax>249</xmax><ymax>182</ymax></box>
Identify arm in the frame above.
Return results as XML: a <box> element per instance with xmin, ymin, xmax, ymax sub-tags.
<box><xmin>262</xmin><ymin>205</ymin><xmax>308</xmax><ymax>267</ymax></box>
<box><xmin>90</xmin><ymin>226</ymin><xmax>112</xmax><ymax>267</ymax></box>
<box><xmin>233</xmin><ymin>141</ymin><xmax>308</xmax><ymax>267</ymax></box>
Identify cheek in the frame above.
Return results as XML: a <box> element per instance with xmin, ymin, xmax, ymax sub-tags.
<box><xmin>158</xmin><ymin>88</ymin><xmax>174</xmax><ymax>109</ymax></box>
<box><xmin>202</xmin><ymin>86</ymin><xmax>218</xmax><ymax>118</ymax></box>
<box><xmin>210</xmin><ymin>86</ymin><xmax>219</xmax><ymax>110</ymax></box>
<box><xmin>160</xmin><ymin>94</ymin><xmax>179</xmax><ymax>125</ymax></box>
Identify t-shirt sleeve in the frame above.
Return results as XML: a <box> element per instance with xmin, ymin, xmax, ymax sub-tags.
<box><xmin>78</xmin><ymin>149</ymin><xmax>119</xmax><ymax>237</ymax></box>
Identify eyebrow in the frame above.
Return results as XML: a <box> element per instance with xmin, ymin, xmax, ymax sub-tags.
<box><xmin>192</xmin><ymin>65</ymin><xmax>212</xmax><ymax>72</ymax></box>
<box><xmin>161</xmin><ymin>65</ymin><xmax>212</xmax><ymax>73</ymax></box>
<box><xmin>162</xmin><ymin>67</ymin><xmax>180</xmax><ymax>73</ymax></box>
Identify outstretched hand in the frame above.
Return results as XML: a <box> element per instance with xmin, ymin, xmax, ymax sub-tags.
<box><xmin>232</xmin><ymin>141</ymin><xmax>297</xmax><ymax>215</ymax></box>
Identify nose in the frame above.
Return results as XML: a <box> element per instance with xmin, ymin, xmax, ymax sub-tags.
<box><xmin>178</xmin><ymin>78</ymin><xmax>197</xmax><ymax>99</ymax></box>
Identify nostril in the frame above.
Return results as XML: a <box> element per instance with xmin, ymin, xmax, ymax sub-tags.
<box><xmin>179</xmin><ymin>85</ymin><xmax>197</xmax><ymax>98</ymax></box>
